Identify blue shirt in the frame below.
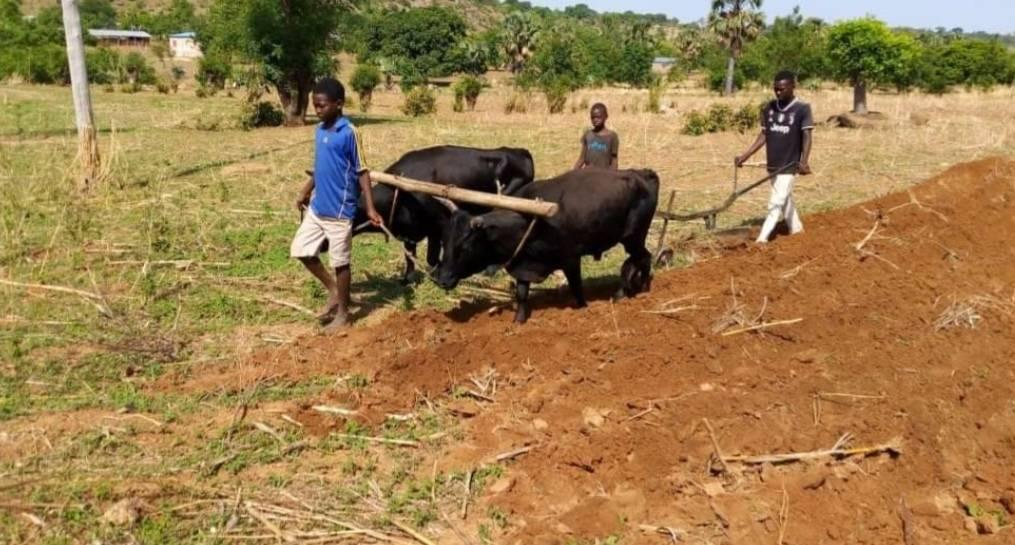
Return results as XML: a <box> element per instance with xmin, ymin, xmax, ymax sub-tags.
<box><xmin>310</xmin><ymin>117</ymin><xmax>368</xmax><ymax>220</ymax></box>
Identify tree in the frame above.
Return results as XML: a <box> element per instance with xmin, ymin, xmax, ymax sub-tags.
<box><xmin>708</xmin><ymin>0</ymin><xmax>764</xmax><ymax>96</ymax></box>
<box><xmin>201</xmin><ymin>0</ymin><xmax>342</xmax><ymax>125</ymax></box>
<box><xmin>360</xmin><ymin>7</ymin><xmax>468</xmax><ymax>88</ymax></box>
<box><xmin>350</xmin><ymin>64</ymin><xmax>381</xmax><ymax>112</ymax></box>
<box><xmin>741</xmin><ymin>7</ymin><xmax>827</xmax><ymax>84</ymax></box>
<box><xmin>826</xmin><ymin>18</ymin><xmax>915</xmax><ymax>114</ymax></box>
<box><xmin>79</xmin><ymin>0</ymin><xmax>116</xmax><ymax>29</ymax></box>
<box><xmin>501</xmin><ymin>11</ymin><xmax>540</xmax><ymax>74</ymax></box>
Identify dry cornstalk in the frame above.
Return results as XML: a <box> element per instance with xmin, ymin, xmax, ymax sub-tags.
<box><xmin>722</xmin><ymin>436</ymin><xmax>902</xmax><ymax>465</ymax></box>
<box><xmin>777</xmin><ymin>487</ymin><xmax>790</xmax><ymax>545</ymax></box>
<box><xmin>898</xmin><ymin>497</ymin><xmax>917</xmax><ymax>545</ymax></box>
<box><xmin>0</xmin><ymin>278</ymin><xmax>112</xmax><ymax>316</ymax></box>
<box><xmin>255</xmin><ymin>296</ymin><xmax>315</xmax><ymax>317</ymax></box>
<box><xmin>720</xmin><ymin>318</ymin><xmax>803</xmax><ymax>337</ymax></box>
<box><xmin>493</xmin><ymin>446</ymin><xmax>533</xmax><ymax>462</ymax></box>
<box><xmin>333</xmin><ymin>433</ymin><xmax>419</xmax><ymax>448</ymax></box>
<box><xmin>637</xmin><ymin>524</ymin><xmax>684</xmax><ymax>543</ymax></box>
<box><xmin>312</xmin><ymin>405</ymin><xmax>359</xmax><ymax>417</ymax></box>
<box><xmin>701</xmin><ymin>418</ymin><xmax>730</xmax><ymax>474</ymax></box>
<box><xmin>253</xmin><ymin>421</ymin><xmax>285</xmax><ymax>444</ymax></box>
<box><xmin>390</xmin><ymin>519</ymin><xmax>438</xmax><ymax>545</ymax></box>
<box><xmin>854</xmin><ymin>216</ymin><xmax>882</xmax><ymax>252</ymax></box>
<box><xmin>244</xmin><ymin>502</ymin><xmax>294</xmax><ymax>543</ymax></box>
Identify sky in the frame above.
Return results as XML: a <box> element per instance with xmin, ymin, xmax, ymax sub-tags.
<box><xmin>524</xmin><ymin>0</ymin><xmax>1015</xmax><ymax>34</ymax></box>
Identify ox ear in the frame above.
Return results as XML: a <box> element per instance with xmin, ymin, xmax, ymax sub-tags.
<box><xmin>469</xmin><ymin>216</ymin><xmax>484</xmax><ymax>230</ymax></box>
<box><xmin>433</xmin><ymin>197</ymin><xmax>458</xmax><ymax>213</ymax></box>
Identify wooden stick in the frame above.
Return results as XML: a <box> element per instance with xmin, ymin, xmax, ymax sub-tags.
<box><xmin>702</xmin><ymin>418</ymin><xmax>730</xmax><ymax>474</ymax></box>
<box><xmin>641</xmin><ymin>305</ymin><xmax>699</xmax><ymax>315</ymax></box>
<box><xmin>390</xmin><ymin>519</ymin><xmax>438</xmax><ymax>545</ymax></box>
<box><xmin>461</xmin><ymin>469</ymin><xmax>473</xmax><ymax>520</ymax></box>
<box><xmin>244</xmin><ymin>502</ymin><xmax>294</xmax><ymax>543</ymax></box>
<box><xmin>494</xmin><ymin>446</ymin><xmax>533</xmax><ymax>462</ymax></box>
<box><xmin>312</xmin><ymin>405</ymin><xmax>358</xmax><ymax>416</ymax></box>
<box><xmin>0</xmin><ymin>278</ymin><xmax>112</xmax><ymax>316</ymax></box>
<box><xmin>256</xmin><ymin>296</ymin><xmax>315</xmax><ymax>317</ymax></box>
<box><xmin>370</xmin><ymin>171</ymin><xmax>558</xmax><ymax>217</ymax></box>
<box><xmin>723</xmin><ymin>437</ymin><xmax>902</xmax><ymax>465</ymax></box>
<box><xmin>854</xmin><ymin>218</ymin><xmax>882</xmax><ymax>251</ymax></box>
<box><xmin>720</xmin><ymin>318</ymin><xmax>803</xmax><ymax>337</ymax></box>
<box><xmin>334</xmin><ymin>433</ymin><xmax>419</xmax><ymax>448</ymax></box>
<box><xmin>777</xmin><ymin>487</ymin><xmax>790</xmax><ymax>545</ymax></box>
<box><xmin>623</xmin><ymin>407</ymin><xmax>654</xmax><ymax>423</ymax></box>
<box><xmin>898</xmin><ymin>497</ymin><xmax>917</xmax><ymax>545</ymax></box>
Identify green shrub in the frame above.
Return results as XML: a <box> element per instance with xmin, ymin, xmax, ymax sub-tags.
<box><xmin>197</xmin><ymin>53</ymin><xmax>231</xmax><ymax>91</ymax></box>
<box><xmin>400</xmin><ymin>86</ymin><xmax>437</xmax><ymax>117</ymax></box>
<box><xmin>350</xmin><ymin>64</ymin><xmax>381</xmax><ymax>112</ymax></box>
<box><xmin>122</xmin><ymin>52</ymin><xmax>156</xmax><ymax>85</ymax></box>
<box><xmin>682</xmin><ymin>103</ymin><xmax>760</xmax><ymax>135</ymax></box>
<box><xmin>86</xmin><ymin>47</ymin><xmax>120</xmax><ymax>84</ymax></box>
<box><xmin>239</xmin><ymin>101</ymin><xmax>285</xmax><ymax>130</ymax></box>
<box><xmin>0</xmin><ymin>44</ymin><xmax>69</xmax><ymax>84</ymax></box>
<box><xmin>542</xmin><ymin>81</ymin><xmax>570</xmax><ymax>114</ymax></box>
<box><xmin>452</xmin><ymin>75</ymin><xmax>483</xmax><ymax>112</ymax></box>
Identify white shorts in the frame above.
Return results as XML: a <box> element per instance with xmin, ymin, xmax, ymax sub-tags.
<box><xmin>290</xmin><ymin>208</ymin><xmax>353</xmax><ymax>267</ymax></box>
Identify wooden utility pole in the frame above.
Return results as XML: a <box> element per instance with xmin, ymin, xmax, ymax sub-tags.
<box><xmin>61</xmin><ymin>0</ymin><xmax>101</xmax><ymax>189</ymax></box>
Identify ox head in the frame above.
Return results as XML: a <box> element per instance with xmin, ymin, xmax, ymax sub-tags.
<box><xmin>435</xmin><ymin>210</ymin><xmax>497</xmax><ymax>290</ymax></box>
<box><xmin>497</xmin><ymin>148</ymin><xmax>536</xmax><ymax>195</ymax></box>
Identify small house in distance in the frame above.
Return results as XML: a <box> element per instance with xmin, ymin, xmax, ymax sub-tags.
<box><xmin>169</xmin><ymin>32</ymin><xmax>203</xmax><ymax>59</ymax></box>
<box><xmin>88</xmin><ymin>29</ymin><xmax>151</xmax><ymax>48</ymax></box>
<box><xmin>651</xmin><ymin>57</ymin><xmax>677</xmax><ymax>74</ymax></box>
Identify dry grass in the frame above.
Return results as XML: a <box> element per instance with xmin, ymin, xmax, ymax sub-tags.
<box><xmin>934</xmin><ymin>293</ymin><xmax>1015</xmax><ymax>330</ymax></box>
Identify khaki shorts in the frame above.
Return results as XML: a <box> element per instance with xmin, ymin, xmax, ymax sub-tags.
<box><xmin>290</xmin><ymin>208</ymin><xmax>353</xmax><ymax>267</ymax></box>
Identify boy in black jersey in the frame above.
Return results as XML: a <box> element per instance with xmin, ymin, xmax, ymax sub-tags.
<box><xmin>736</xmin><ymin>70</ymin><xmax>814</xmax><ymax>243</ymax></box>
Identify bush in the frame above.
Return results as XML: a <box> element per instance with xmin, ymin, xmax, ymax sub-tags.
<box><xmin>350</xmin><ymin>64</ymin><xmax>381</xmax><ymax>112</ymax></box>
<box><xmin>452</xmin><ymin>75</ymin><xmax>483</xmax><ymax>112</ymax></box>
<box><xmin>122</xmin><ymin>52</ymin><xmax>156</xmax><ymax>85</ymax></box>
<box><xmin>156</xmin><ymin>80</ymin><xmax>171</xmax><ymax>94</ymax></box>
<box><xmin>542</xmin><ymin>81</ymin><xmax>570</xmax><ymax>114</ymax></box>
<box><xmin>400</xmin><ymin>86</ymin><xmax>437</xmax><ymax>117</ymax></box>
<box><xmin>0</xmin><ymin>44</ymin><xmax>69</xmax><ymax>84</ymax></box>
<box><xmin>682</xmin><ymin>103</ymin><xmax>760</xmax><ymax>135</ymax></box>
<box><xmin>197</xmin><ymin>53</ymin><xmax>231</xmax><ymax>91</ymax></box>
<box><xmin>646</xmin><ymin>76</ymin><xmax>666</xmax><ymax>113</ymax></box>
<box><xmin>708</xmin><ymin>65</ymin><xmax>745</xmax><ymax>94</ymax></box>
<box><xmin>240</xmin><ymin>101</ymin><xmax>285</xmax><ymax>129</ymax></box>
<box><xmin>504</xmin><ymin>90</ymin><xmax>529</xmax><ymax>114</ymax></box>
<box><xmin>86</xmin><ymin>47</ymin><xmax>120</xmax><ymax>84</ymax></box>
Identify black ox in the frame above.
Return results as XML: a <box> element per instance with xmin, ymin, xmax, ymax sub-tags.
<box><xmin>435</xmin><ymin>168</ymin><xmax>660</xmax><ymax>323</ymax></box>
<box><xmin>352</xmin><ymin>145</ymin><xmax>535</xmax><ymax>282</ymax></box>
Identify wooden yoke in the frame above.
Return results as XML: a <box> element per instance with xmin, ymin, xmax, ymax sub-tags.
<box><xmin>369</xmin><ymin>171</ymin><xmax>558</xmax><ymax>218</ymax></box>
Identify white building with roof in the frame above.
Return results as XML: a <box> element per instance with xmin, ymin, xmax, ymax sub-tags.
<box><xmin>169</xmin><ymin>32</ymin><xmax>203</xmax><ymax>59</ymax></box>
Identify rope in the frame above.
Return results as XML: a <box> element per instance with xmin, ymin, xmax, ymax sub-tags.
<box><xmin>503</xmin><ymin>217</ymin><xmax>538</xmax><ymax>270</ymax></box>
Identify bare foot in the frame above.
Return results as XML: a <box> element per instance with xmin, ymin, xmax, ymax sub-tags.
<box><xmin>321</xmin><ymin>310</ymin><xmax>350</xmax><ymax>332</ymax></box>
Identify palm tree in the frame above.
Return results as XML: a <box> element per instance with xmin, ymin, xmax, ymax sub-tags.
<box><xmin>501</xmin><ymin>11</ymin><xmax>539</xmax><ymax>74</ymax></box>
<box><xmin>708</xmin><ymin>0</ymin><xmax>765</xmax><ymax>96</ymax></box>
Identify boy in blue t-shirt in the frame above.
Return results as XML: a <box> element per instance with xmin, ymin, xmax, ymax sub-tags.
<box><xmin>291</xmin><ymin>78</ymin><xmax>382</xmax><ymax>327</ymax></box>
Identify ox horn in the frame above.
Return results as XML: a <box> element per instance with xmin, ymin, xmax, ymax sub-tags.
<box><xmin>433</xmin><ymin>197</ymin><xmax>458</xmax><ymax>213</ymax></box>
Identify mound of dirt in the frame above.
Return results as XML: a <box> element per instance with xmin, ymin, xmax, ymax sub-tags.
<box><xmin>166</xmin><ymin>158</ymin><xmax>1015</xmax><ymax>544</ymax></box>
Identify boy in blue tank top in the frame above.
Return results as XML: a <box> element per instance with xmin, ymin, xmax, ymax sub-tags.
<box><xmin>291</xmin><ymin>78</ymin><xmax>382</xmax><ymax>328</ymax></box>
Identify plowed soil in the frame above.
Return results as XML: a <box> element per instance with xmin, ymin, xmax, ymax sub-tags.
<box><xmin>163</xmin><ymin>158</ymin><xmax>1015</xmax><ymax>544</ymax></box>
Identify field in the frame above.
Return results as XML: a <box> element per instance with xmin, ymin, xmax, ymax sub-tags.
<box><xmin>2</xmin><ymin>80</ymin><xmax>1015</xmax><ymax>544</ymax></box>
